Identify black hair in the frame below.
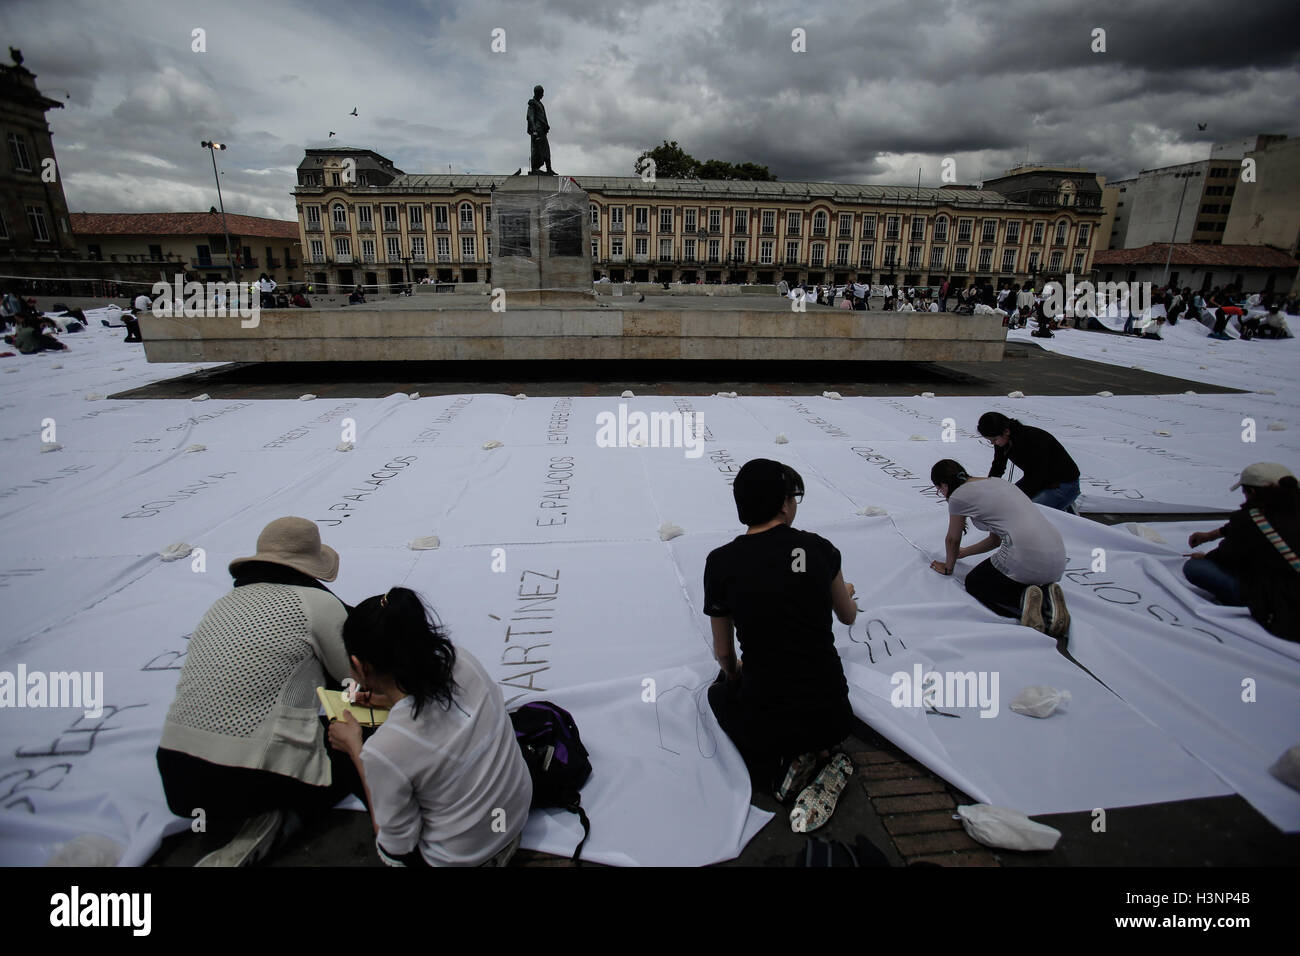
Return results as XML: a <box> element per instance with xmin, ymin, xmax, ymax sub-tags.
<box><xmin>930</xmin><ymin>459</ymin><xmax>970</xmax><ymax>496</ymax></box>
<box><xmin>733</xmin><ymin>458</ymin><xmax>804</xmax><ymax>526</ymax></box>
<box><xmin>1247</xmin><ymin>475</ymin><xmax>1299</xmax><ymax>511</ymax></box>
<box><xmin>977</xmin><ymin>411</ymin><xmax>1015</xmax><ymax>438</ymax></box>
<box><xmin>343</xmin><ymin>587</ymin><xmax>456</xmax><ymax>719</ymax></box>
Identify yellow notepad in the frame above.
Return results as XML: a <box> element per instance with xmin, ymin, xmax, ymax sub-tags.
<box><xmin>316</xmin><ymin>687</ymin><xmax>390</xmax><ymax>727</ymax></box>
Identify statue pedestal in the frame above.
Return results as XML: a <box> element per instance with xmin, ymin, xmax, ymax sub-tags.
<box><xmin>491</xmin><ymin>175</ymin><xmax>594</xmax><ymax>306</ymax></box>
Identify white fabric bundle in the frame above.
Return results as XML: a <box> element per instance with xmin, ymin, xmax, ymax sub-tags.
<box><xmin>1010</xmin><ymin>686</ymin><xmax>1071</xmax><ymax>718</ymax></box>
<box><xmin>957</xmin><ymin>804</ymin><xmax>1061</xmax><ymax>851</ymax></box>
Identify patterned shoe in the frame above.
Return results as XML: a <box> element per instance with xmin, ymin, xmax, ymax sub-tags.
<box><xmin>774</xmin><ymin>752</ymin><xmax>819</xmax><ymax>804</ymax></box>
<box><xmin>1044</xmin><ymin>583</ymin><xmax>1070</xmax><ymax>641</ymax></box>
<box><xmin>195</xmin><ymin>809</ymin><xmax>284</xmax><ymax>867</ymax></box>
<box><xmin>789</xmin><ymin>753</ymin><xmax>854</xmax><ymax>833</ymax></box>
<box><xmin>1019</xmin><ymin>586</ymin><xmax>1046</xmax><ymax>634</ymax></box>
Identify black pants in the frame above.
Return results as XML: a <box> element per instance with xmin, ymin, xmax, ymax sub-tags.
<box><xmin>123</xmin><ymin>315</ymin><xmax>142</xmax><ymax>342</ymax></box>
<box><xmin>965</xmin><ymin>558</ymin><xmax>1035</xmax><ymax>618</ymax></box>
<box><xmin>1212</xmin><ymin>309</ymin><xmax>1229</xmax><ymax>334</ymax></box>
<box><xmin>156</xmin><ymin>717</ymin><xmax>367</xmax><ymax>826</ymax></box>
<box><xmin>707</xmin><ymin>672</ymin><xmax>848</xmax><ymax>782</ymax></box>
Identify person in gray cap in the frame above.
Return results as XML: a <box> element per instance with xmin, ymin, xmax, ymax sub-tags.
<box><xmin>156</xmin><ymin>516</ymin><xmax>363</xmax><ymax>865</ymax></box>
<box><xmin>1184</xmin><ymin>463</ymin><xmax>1300</xmax><ymax>640</ymax></box>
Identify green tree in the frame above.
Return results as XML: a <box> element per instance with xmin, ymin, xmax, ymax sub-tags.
<box><xmin>635</xmin><ymin>140</ymin><xmax>699</xmax><ymax>179</ymax></box>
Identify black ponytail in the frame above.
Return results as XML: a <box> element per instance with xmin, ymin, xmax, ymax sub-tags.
<box><xmin>343</xmin><ymin>587</ymin><xmax>457</xmax><ymax>719</ymax></box>
<box><xmin>930</xmin><ymin>459</ymin><xmax>970</xmax><ymax>496</ymax></box>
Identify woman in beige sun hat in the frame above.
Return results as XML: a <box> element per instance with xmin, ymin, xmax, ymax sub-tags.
<box><xmin>156</xmin><ymin>517</ymin><xmax>364</xmax><ymax>865</ymax></box>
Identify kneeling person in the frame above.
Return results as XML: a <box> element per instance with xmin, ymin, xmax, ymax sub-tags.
<box><xmin>930</xmin><ymin>459</ymin><xmax>1070</xmax><ymax>639</ymax></box>
<box><xmin>703</xmin><ymin>460</ymin><xmax>858</xmax><ymax>800</ymax></box>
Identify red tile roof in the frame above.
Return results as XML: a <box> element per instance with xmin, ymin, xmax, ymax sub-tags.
<box><xmin>70</xmin><ymin>212</ymin><xmax>300</xmax><ymax>240</ymax></box>
<box><xmin>1095</xmin><ymin>243</ymin><xmax>1298</xmax><ymax>269</ymax></box>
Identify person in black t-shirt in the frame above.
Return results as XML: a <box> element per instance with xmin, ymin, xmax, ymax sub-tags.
<box><xmin>703</xmin><ymin>459</ymin><xmax>858</xmax><ymax>795</ymax></box>
<box><xmin>977</xmin><ymin>412</ymin><xmax>1081</xmax><ymax>513</ymax></box>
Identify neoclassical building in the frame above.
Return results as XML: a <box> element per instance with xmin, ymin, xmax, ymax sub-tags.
<box><xmin>294</xmin><ymin>148</ymin><xmax>1104</xmax><ymax>292</ymax></box>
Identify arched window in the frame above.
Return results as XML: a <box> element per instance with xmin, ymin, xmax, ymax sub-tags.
<box><xmin>590</xmin><ymin>203</ymin><xmax>600</xmax><ymax>228</ymax></box>
<box><xmin>459</xmin><ymin>202</ymin><xmax>474</xmax><ymax>227</ymax></box>
<box><xmin>933</xmin><ymin>215</ymin><xmax>949</xmax><ymax>242</ymax></box>
<box><xmin>1054</xmin><ymin>220</ymin><xmax>1069</xmax><ymax>245</ymax></box>
<box><xmin>812</xmin><ymin>211</ymin><xmax>828</xmax><ymax>236</ymax></box>
<box><xmin>331</xmin><ymin>203</ymin><xmax>348</xmax><ymax>230</ymax></box>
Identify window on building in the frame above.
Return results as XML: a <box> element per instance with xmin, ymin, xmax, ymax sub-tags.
<box><xmin>1072</xmin><ymin>252</ymin><xmax>1084</xmax><ymax>273</ymax></box>
<box><xmin>387</xmin><ymin>236</ymin><xmax>402</xmax><ymax>260</ymax></box>
<box><xmin>1205</xmin><ymin>186</ymin><xmax>1223</xmax><ymax>196</ymax></box>
<box><xmin>612</xmin><ymin>237</ymin><xmax>624</xmax><ymax>258</ymax></box>
<box><xmin>362</xmin><ymin>238</ymin><xmax>375</xmax><ymax>262</ymax></box>
<box><xmin>953</xmin><ymin>248</ymin><xmax>969</xmax><ymax>272</ymax></box>
<box><xmin>734</xmin><ymin>209</ymin><xmax>748</xmax><ymax>232</ymax></box>
<box><xmin>436</xmin><ymin>236</ymin><xmax>450</xmax><ymax>260</ymax></box>
<box><xmin>1076</xmin><ymin>223</ymin><xmax>1090</xmax><ymax>246</ymax></box>
<box><xmin>684</xmin><ymin>238</ymin><xmax>696</xmax><ymax>260</ymax></box>
<box><xmin>760</xmin><ymin>240</ymin><xmax>774</xmax><ymax>264</ymax></box>
<box><xmin>733</xmin><ymin>239</ymin><xmax>747</xmax><ymax>261</ymax></box>
<box><xmin>434</xmin><ymin>205</ymin><xmax>449</xmax><ymax>229</ymax></box>
<box><xmin>861</xmin><ymin>214</ymin><xmax>876</xmax><ymax>238</ymax></box>
<box><xmin>683</xmin><ymin>208</ymin><xmax>696</xmax><ymax>232</ymax></box>
<box><xmin>811</xmin><ymin>243</ymin><xmax>825</xmax><ymax>266</ymax></box>
<box><xmin>883</xmin><ymin>244</ymin><xmax>898</xmax><ymax>268</ymax></box>
<box><xmin>1048</xmin><ymin>250</ymin><xmax>1064</xmax><ymax>271</ymax></box>
<box><xmin>660</xmin><ymin>207</ymin><xmax>673</xmax><ymax>232</ymax></box>
<box><xmin>787</xmin><ymin>211</ymin><xmax>801</xmax><ymax>235</ymax></box>
<box><xmin>1031</xmin><ymin>221</ymin><xmax>1044</xmax><ymax>244</ymax></box>
<box><xmin>634</xmin><ymin>207</ymin><xmax>649</xmax><ymax>231</ymax></box>
<box><xmin>309</xmin><ymin>239</ymin><xmax>324</xmax><ymax>262</ymax></box>
<box><xmin>933</xmin><ymin>216</ymin><xmax>948</xmax><ymax>243</ymax></box>
<box><xmin>8</xmin><ymin>132</ymin><xmax>32</xmax><ymax>171</ymax></box>
<box><xmin>25</xmin><ymin>204</ymin><xmax>49</xmax><ymax>241</ymax></box>
<box><xmin>148</xmin><ymin>244</ymin><xmax>163</xmax><ymax>261</ymax></box>
<box><xmin>1027</xmin><ymin>251</ymin><xmax>1039</xmax><ymax>272</ymax></box>
<box><xmin>956</xmin><ymin>218</ymin><xmax>973</xmax><ymax>243</ymax></box>
<box><xmin>460</xmin><ymin>235</ymin><xmax>476</xmax><ymax>259</ymax></box>
<box><xmin>331</xmin><ymin>203</ymin><xmax>348</xmax><ymax>230</ymax></box>
<box><xmin>590</xmin><ymin>204</ymin><xmax>599</xmax><ymax>229</ymax></box>
<box><xmin>785</xmin><ymin>239</ymin><xmax>799</xmax><ymax>262</ymax></box>
<box><xmin>591</xmin><ymin>239</ymin><xmax>598</xmax><ymax>259</ymax></box>
<box><xmin>306</xmin><ymin>205</ymin><xmax>322</xmax><ymax>229</ymax></box>
<box><xmin>357</xmin><ymin>205</ymin><xmax>373</xmax><ymax>229</ymax></box>
<box><xmin>86</xmin><ymin>243</ymin><xmax>100</xmax><ymax>259</ymax></box>
<box><xmin>1054</xmin><ymin>221</ymin><xmax>1067</xmax><ymax>245</ymax></box>
<box><xmin>839</xmin><ymin>213</ymin><xmax>853</xmax><ymax>236</ymax></box>
<box><xmin>411</xmin><ymin>236</ymin><xmax>426</xmax><ymax>260</ymax></box>
<box><xmin>459</xmin><ymin>203</ymin><xmax>474</xmax><ymax>227</ymax></box>
<box><xmin>610</xmin><ymin>206</ymin><xmax>624</xmax><ymax>230</ymax></box>
<box><xmin>837</xmin><ymin>243</ymin><xmax>851</xmax><ymax>266</ymax></box>
<box><xmin>1005</xmin><ymin>220</ymin><xmax>1021</xmax><ymax>244</ymax></box>
<box><xmin>708</xmin><ymin>209</ymin><xmax>721</xmax><ymax>231</ymax></box>
<box><xmin>812</xmin><ymin>211</ymin><xmax>827</xmax><ymax>236</ymax></box>
<box><xmin>334</xmin><ymin>236</ymin><xmax>352</xmax><ymax>261</ymax></box>
<box><xmin>761</xmin><ymin>210</ymin><xmax>775</xmax><ymax>234</ymax></box>
<box><xmin>907</xmin><ymin>245</ymin><xmax>922</xmax><ymax>269</ymax></box>
<box><xmin>329</xmin><ymin>172</ymin><xmax>341</xmax><ymax>186</ymax></box>
<box><xmin>1001</xmin><ymin>249</ymin><xmax>1016</xmax><ymax>273</ymax></box>
<box><xmin>383</xmin><ymin>205</ymin><xmax>400</xmax><ymax>229</ymax></box>
<box><xmin>408</xmin><ymin>205</ymin><xmax>424</xmax><ymax>230</ymax></box>
<box><xmin>911</xmin><ymin>216</ymin><xmax>926</xmax><ymax>241</ymax></box>
<box><xmin>977</xmin><ymin>248</ymin><xmax>992</xmax><ymax>272</ymax></box>
<box><xmin>930</xmin><ymin>246</ymin><xmax>945</xmax><ymax>270</ymax></box>
<box><xmin>707</xmin><ymin>238</ymin><xmax>721</xmax><ymax>262</ymax></box>
<box><xmin>634</xmin><ymin>237</ymin><xmax>648</xmax><ymax>256</ymax></box>
<box><xmin>885</xmin><ymin>216</ymin><xmax>900</xmax><ymax>240</ymax></box>
<box><xmin>981</xmin><ymin>220</ymin><xmax>997</xmax><ymax>243</ymax></box>
<box><xmin>660</xmin><ymin>238</ymin><xmax>673</xmax><ymax>259</ymax></box>
<box><xmin>860</xmin><ymin>243</ymin><xmax>874</xmax><ymax>268</ymax></box>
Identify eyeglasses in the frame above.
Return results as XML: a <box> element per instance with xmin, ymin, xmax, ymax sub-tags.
<box><xmin>788</xmin><ymin>489</ymin><xmax>804</xmax><ymax>503</ymax></box>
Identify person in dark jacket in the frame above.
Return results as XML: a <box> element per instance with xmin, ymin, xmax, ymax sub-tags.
<box><xmin>1184</xmin><ymin>463</ymin><xmax>1299</xmax><ymax>641</ymax></box>
<box><xmin>977</xmin><ymin>412</ymin><xmax>1081</xmax><ymax>512</ymax></box>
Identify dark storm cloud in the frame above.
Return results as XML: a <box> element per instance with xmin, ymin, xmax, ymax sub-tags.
<box><xmin>1</xmin><ymin>0</ymin><xmax>1296</xmax><ymax>219</ymax></box>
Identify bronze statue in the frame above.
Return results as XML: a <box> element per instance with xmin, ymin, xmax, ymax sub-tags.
<box><xmin>527</xmin><ymin>85</ymin><xmax>554</xmax><ymax>175</ymax></box>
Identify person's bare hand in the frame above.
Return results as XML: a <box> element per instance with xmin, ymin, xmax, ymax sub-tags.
<box><xmin>327</xmin><ymin>710</ymin><xmax>363</xmax><ymax>757</ymax></box>
<box><xmin>1184</xmin><ymin>551</ymin><xmax>1208</xmax><ymax>560</ymax></box>
<box><xmin>930</xmin><ymin>560</ymin><xmax>952</xmax><ymax>575</ymax></box>
<box><xmin>1188</xmin><ymin>531</ymin><xmax>1214</xmax><ymax>548</ymax></box>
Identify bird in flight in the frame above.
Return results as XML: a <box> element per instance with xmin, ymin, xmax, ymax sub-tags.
<box><xmin>350</xmin><ymin>107</ymin><xmax>358</xmax><ymax>116</ymax></box>
<box><xmin>1197</xmin><ymin>122</ymin><xmax>1207</xmax><ymax>131</ymax></box>
<box><xmin>329</xmin><ymin>131</ymin><xmax>336</xmax><ymax>138</ymax></box>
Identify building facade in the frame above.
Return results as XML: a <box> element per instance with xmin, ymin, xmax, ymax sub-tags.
<box><xmin>70</xmin><ymin>212</ymin><xmax>303</xmax><ymax>288</ymax></box>
<box><xmin>294</xmin><ymin>148</ymin><xmax>1105</xmax><ymax>292</ymax></box>
<box><xmin>1094</xmin><ymin>243</ymin><xmax>1298</xmax><ymax>295</ymax></box>
<box><xmin>1223</xmin><ymin>136</ymin><xmax>1300</xmax><ymax>259</ymax></box>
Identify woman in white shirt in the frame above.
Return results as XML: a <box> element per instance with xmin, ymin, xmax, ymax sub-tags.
<box><xmin>328</xmin><ymin>587</ymin><xmax>533</xmax><ymax>866</ymax></box>
<box><xmin>928</xmin><ymin>459</ymin><xmax>1070</xmax><ymax>640</ymax></box>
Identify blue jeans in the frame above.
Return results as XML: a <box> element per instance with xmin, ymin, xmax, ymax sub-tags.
<box><xmin>1182</xmin><ymin>557</ymin><xmax>1244</xmax><ymax>606</ymax></box>
<box><xmin>1031</xmin><ymin>480</ymin><xmax>1080</xmax><ymax>513</ymax></box>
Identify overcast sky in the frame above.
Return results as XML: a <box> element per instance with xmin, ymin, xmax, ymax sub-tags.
<box><xmin>5</xmin><ymin>0</ymin><xmax>1298</xmax><ymax>222</ymax></box>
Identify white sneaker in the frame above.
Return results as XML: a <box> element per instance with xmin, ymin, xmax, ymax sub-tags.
<box><xmin>195</xmin><ymin>809</ymin><xmax>284</xmax><ymax>867</ymax></box>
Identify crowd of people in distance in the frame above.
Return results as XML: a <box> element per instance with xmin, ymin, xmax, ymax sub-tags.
<box><xmin>1128</xmin><ymin>285</ymin><xmax>1293</xmax><ymax>341</ymax></box>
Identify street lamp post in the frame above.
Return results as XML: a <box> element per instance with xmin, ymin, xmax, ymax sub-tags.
<box><xmin>1162</xmin><ymin>169</ymin><xmax>1201</xmax><ymax>287</ymax></box>
<box><xmin>200</xmin><ymin>141</ymin><xmax>237</xmax><ymax>289</ymax></box>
